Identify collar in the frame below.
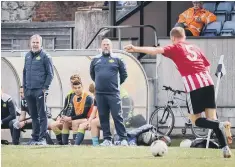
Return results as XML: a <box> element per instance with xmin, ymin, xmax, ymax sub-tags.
<box><xmin>30</xmin><ymin>49</ymin><xmax>42</xmax><ymax>57</ymax></box>
<box><xmin>75</xmin><ymin>91</ymin><xmax>84</xmax><ymax>98</ymax></box>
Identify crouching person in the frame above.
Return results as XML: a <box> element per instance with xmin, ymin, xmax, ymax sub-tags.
<box><xmin>60</xmin><ymin>80</ymin><xmax>93</xmax><ymax>145</ymax></box>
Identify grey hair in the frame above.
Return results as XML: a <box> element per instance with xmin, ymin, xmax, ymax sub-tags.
<box><xmin>102</xmin><ymin>38</ymin><xmax>113</xmax><ymax>47</ymax></box>
<box><xmin>30</xmin><ymin>34</ymin><xmax>42</xmax><ymax>44</ymax></box>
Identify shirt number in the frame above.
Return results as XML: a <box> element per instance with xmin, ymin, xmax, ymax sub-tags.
<box><xmin>185</xmin><ymin>45</ymin><xmax>198</xmax><ymax>61</ymax></box>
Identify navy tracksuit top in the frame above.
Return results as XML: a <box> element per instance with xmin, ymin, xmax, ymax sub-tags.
<box><xmin>90</xmin><ymin>53</ymin><xmax>128</xmax><ymax>94</ymax></box>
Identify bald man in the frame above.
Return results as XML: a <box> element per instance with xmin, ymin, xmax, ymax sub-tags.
<box><xmin>23</xmin><ymin>34</ymin><xmax>54</xmax><ymax>145</ymax></box>
<box><xmin>90</xmin><ymin>38</ymin><xmax>128</xmax><ymax>146</ymax></box>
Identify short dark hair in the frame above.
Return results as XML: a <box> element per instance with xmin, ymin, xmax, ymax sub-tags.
<box><xmin>20</xmin><ymin>86</ymin><xmax>23</xmax><ymax>88</ymax></box>
<box><xmin>72</xmin><ymin>80</ymin><xmax>82</xmax><ymax>86</ymax></box>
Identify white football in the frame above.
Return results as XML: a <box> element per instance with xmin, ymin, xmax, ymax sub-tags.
<box><xmin>150</xmin><ymin>140</ymin><xmax>168</xmax><ymax>157</ymax></box>
<box><xmin>180</xmin><ymin>139</ymin><xmax>192</xmax><ymax>148</ymax></box>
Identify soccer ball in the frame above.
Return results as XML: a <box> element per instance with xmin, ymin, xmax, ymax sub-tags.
<box><xmin>150</xmin><ymin>140</ymin><xmax>168</xmax><ymax>157</ymax></box>
<box><xmin>179</xmin><ymin>139</ymin><xmax>192</xmax><ymax>148</ymax></box>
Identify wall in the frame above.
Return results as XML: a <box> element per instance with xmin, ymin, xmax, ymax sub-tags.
<box><xmin>143</xmin><ymin>1</ymin><xmax>167</xmax><ymax>46</ymax></box>
<box><xmin>1</xmin><ymin>13</ymin><xmax>137</xmax><ymax>51</ymax></box>
<box><xmin>118</xmin><ymin>10</ymin><xmax>140</xmax><ymax>45</ymax></box>
<box><xmin>32</xmin><ymin>1</ymin><xmax>97</xmax><ymax>22</ymax></box>
<box><xmin>1</xmin><ymin>1</ymin><xmax>103</xmax><ymax>23</ymax></box>
<box><xmin>74</xmin><ymin>10</ymin><xmax>109</xmax><ymax>49</ymax></box>
<box><xmin>1</xmin><ymin>22</ymin><xmax>74</xmax><ymax>50</ymax></box>
<box><xmin>1</xmin><ymin>1</ymin><xmax>39</xmax><ymax>22</ymax></box>
<box><xmin>170</xmin><ymin>1</ymin><xmax>192</xmax><ymax>28</ymax></box>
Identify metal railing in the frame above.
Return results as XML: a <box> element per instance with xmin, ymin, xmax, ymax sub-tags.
<box><xmin>85</xmin><ymin>25</ymin><xmax>159</xmax><ymax>50</ymax></box>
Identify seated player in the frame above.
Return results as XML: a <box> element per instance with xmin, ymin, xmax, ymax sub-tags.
<box><xmin>59</xmin><ymin>80</ymin><xmax>93</xmax><ymax>145</ymax></box>
<box><xmin>49</xmin><ymin>74</ymin><xmax>81</xmax><ymax>144</ymax></box>
<box><xmin>1</xmin><ymin>88</ymin><xmax>16</xmax><ymax>143</ymax></box>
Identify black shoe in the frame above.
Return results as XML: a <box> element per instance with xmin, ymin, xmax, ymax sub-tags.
<box><xmin>1</xmin><ymin>140</ymin><xmax>9</xmax><ymax>145</ymax></box>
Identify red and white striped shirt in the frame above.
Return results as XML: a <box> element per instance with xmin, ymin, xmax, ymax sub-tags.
<box><xmin>163</xmin><ymin>41</ymin><xmax>214</xmax><ymax>92</ymax></box>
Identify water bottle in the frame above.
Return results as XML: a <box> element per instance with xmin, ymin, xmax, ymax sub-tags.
<box><xmin>13</xmin><ymin>121</ymin><xmax>21</xmax><ymax>129</ymax></box>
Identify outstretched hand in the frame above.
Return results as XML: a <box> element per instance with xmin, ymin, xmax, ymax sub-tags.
<box><xmin>124</xmin><ymin>44</ymin><xmax>136</xmax><ymax>53</ymax></box>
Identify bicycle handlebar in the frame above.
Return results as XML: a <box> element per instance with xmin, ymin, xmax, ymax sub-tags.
<box><xmin>162</xmin><ymin>85</ymin><xmax>186</xmax><ymax>94</ymax></box>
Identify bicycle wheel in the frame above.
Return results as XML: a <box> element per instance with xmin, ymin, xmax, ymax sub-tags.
<box><xmin>149</xmin><ymin>107</ymin><xmax>175</xmax><ymax>136</ymax></box>
<box><xmin>191</xmin><ymin>124</ymin><xmax>210</xmax><ymax>138</ymax></box>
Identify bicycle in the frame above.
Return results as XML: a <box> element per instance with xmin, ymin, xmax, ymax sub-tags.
<box><xmin>150</xmin><ymin>85</ymin><xmax>210</xmax><ymax>138</ymax></box>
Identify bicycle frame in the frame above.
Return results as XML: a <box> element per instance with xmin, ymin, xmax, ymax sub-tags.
<box><xmin>165</xmin><ymin>90</ymin><xmax>191</xmax><ymax>125</ymax></box>
<box><xmin>153</xmin><ymin>86</ymin><xmax>211</xmax><ymax>138</ymax></box>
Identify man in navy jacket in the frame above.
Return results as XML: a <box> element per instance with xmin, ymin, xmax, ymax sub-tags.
<box><xmin>90</xmin><ymin>38</ymin><xmax>128</xmax><ymax>146</ymax></box>
<box><xmin>23</xmin><ymin>34</ymin><xmax>54</xmax><ymax>145</ymax></box>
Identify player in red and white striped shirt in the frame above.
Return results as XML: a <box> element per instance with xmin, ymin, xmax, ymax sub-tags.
<box><xmin>163</xmin><ymin>40</ymin><xmax>214</xmax><ymax>92</ymax></box>
<box><xmin>124</xmin><ymin>27</ymin><xmax>232</xmax><ymax>158</ymax></box>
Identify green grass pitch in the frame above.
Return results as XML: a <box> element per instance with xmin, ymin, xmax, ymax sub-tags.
<box><xmin>1</xmin><ymin>146</ymin><xmax>235</xmax><ymax>167</ymax></box>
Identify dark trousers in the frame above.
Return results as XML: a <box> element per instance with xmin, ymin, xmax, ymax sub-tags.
<box><xmin>1</xmin><ymin>121</ymin><xmax>14</xmax><ymax>140</ymax></box>
<box><xmin>8</xmin><ymin>121</ymin><xmax>32</xmax><ymax>145</ymax></box>
<box><xmin>96</xmin><ymin>93</ymin><xmax>127</xmax><ymax>141</ymax></box>
<box><xmin>24</xmin><ymin>89</ymin><xmax>48</xmax><ymax>141</ymax></box>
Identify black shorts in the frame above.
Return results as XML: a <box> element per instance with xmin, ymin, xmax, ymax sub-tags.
<box><xmin>187</xmin><ymin>85</ymin><xmax>216</xmax><ymax>114</ymax></box>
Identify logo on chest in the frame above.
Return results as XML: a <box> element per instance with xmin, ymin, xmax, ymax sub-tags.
<box><xmin>36</xmin><ymin>56</ymin><xmax>41</xmax><ymax>60</ymax></box>
<box><xmin>109</xmin><ymin>59</ymin><xmax>114</xmax><ymax>63</ymax></box>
